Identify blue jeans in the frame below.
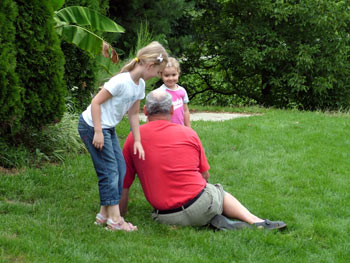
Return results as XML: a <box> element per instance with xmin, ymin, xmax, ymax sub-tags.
<box><xmin>78</xmin><ymin>115</ymin><xmax>126</xmax><ymax>206</ymax></box>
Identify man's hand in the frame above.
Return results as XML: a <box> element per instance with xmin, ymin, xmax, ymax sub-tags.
<box><xmin>134</xmin><ymin>141</ymin><xmax>145</xmax><ymax>160</ymax></box>
<box><xmin>202</xmin><ymin>171</ymin><xmax>210</xmax><ymax>181</ymax></box>
<box><xmin>120</xmin><ymin>188</ymin><xmax>130</xmax><ymax>216</ymax></box>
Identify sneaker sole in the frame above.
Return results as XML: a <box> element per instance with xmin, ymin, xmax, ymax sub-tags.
<box><xmin>255</xmin><ymin>221</ymin><xmax>287</xmax><ymax>230</ymax></box>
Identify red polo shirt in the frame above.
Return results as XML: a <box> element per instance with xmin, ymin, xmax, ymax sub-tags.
<box><xmin>123</xmin><ymin>120</ymin><xmax>209</xmax><ymax>210</ymax></box>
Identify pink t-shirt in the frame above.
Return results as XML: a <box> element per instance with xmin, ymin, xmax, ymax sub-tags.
<box><xmin>159</xmin><ymin>84</ymin><xmax>189</xmax><ymax>125</ymax></box>
<box><xmin>123</xmin><ymin>120</ymin><xmax>209</xmax><ymax>210</ymax></box>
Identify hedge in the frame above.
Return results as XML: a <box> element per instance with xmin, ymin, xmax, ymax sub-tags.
<box><xmin>0</xmin><ymin>0</ymin><xmax>23</xmax><ymax>137</ymax></box>
<box><xmin>14</xmin><ymin>0</ymin><xmax>66</xmax><ymax>129</ymax></box>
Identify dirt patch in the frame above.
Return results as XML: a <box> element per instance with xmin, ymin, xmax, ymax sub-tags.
<box><xmin>0</xmin><ymin>166</ymin><xmax>22</xmax><ymax>175</ymax></box>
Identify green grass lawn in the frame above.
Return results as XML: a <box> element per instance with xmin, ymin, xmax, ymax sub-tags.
<box><xmin>1</xmin><ymin>108</ymin><xmax>350</xmax><ymax>262</ymax></box>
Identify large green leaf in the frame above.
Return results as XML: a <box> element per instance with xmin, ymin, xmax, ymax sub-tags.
<box><xmin>55</xmin><ymin>6</ymin><xmax>124</xmax><ymax>33</ymax></box>
<box><xmin>51</xmin><ymin>0</ymin><xmax>65</xmax><ymax>11</ymax></box>
<box><xmin>57</xmin><ymin>25</ymin><xmax>103</xmax><ymax>56</ymax></box>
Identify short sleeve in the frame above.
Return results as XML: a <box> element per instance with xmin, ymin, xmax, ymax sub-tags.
<box><xmin>183</xmin><ymin>88</ymin><xmax>189</xmax><ymax>103</ymax></box>
<box><xmin>137</xmin><ymin>79</ymin><xmax>146</xmax><ymax>100</ymax></box>
<box><xmin>103</xmin><ymin>75</ymin><xmax>123</xmax><ymax>97</ymax></box>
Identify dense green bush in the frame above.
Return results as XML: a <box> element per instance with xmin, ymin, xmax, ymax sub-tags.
<box><xmin>62</xmin><ymin>42</ymin><xmax>97</xmax><ymax>113</ymax></box>
<box><xmin>14</xmin><ymin>0</ymin><xmax>66</xmax><ymax>129</ymax></box>
<box><xmin>0</xmin><ymin>0</ymin><xmax>24</xmax><ymax>137</ymax></box>
<box><xmin>0</xmin><ymin>112</ymin><xmax>86</xmax><ymax>168</ymax></box>
<box><xmin>0</xmin><ymin>138</ymin><xmax>31</xmax><ymax>168</ymax></box>
<box><xmin>181</xmin><ymin>0</ymin><xmax>350</xmax><ymax>110</ymax></box>
<box><xmin>63</xmin><ymin>0</ymin><xmax>109</xmax><ymax>14</ymax></box>
<box><xmin>17</xmin><ymin>112</ymin><xmax>87</xmax><ymax>164</ymax></box>
<box><xmin>108</xmin><ymin>0</ymin><xmax>188</xmax><ymax>55</ymax></box>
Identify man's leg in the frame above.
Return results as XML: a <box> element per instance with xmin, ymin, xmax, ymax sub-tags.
<box><xmin>215</xmin><ymin>191</ymin><xmax>287</xmax><ymax>230</ymax></box>
<box><xmin>222</xmin><ymin>192</ymin><xmax>264</xmax><ymax>224</ymax></box>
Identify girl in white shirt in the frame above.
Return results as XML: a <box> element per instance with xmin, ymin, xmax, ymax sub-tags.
<box><xmin>78</xmin><ymin>41</ymin><xmax>168</xmax><ymax>231</ymax></box>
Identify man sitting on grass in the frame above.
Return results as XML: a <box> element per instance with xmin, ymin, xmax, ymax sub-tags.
<box><xmin>120</xmin><ymin>89</ymin><xmax>286</xmax><ymax>231</ymax></box>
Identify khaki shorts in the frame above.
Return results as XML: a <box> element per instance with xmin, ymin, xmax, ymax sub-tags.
<box><xmin>152</xmin><ymin>183</ymin><xmax>225</xmax><ymax>226</ymax></box>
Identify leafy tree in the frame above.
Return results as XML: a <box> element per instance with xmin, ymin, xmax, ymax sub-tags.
<box><xmin>167</xmin><ymin>1</ymin><xmax>196</xmax><ymax>56</ymax></box>
<box><xmin>108</xmin><ymin>0</ymin><xmax>189</xmax><ymax>56</ymax></box>
<box><xmin>182</xmin><ymin>0</ymin><xmax>350</xmax><ymax>110</ymax></box>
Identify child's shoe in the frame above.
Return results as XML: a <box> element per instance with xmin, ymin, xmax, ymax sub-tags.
<box><xmin>94</xmin><ymin>213</ymin><xmax>107</xmax><ymax>226</ymax></box>
<box><xmin>106</xmin><ymin>217</ymin><xmax>137</xmax><ymax>232</ymax></box>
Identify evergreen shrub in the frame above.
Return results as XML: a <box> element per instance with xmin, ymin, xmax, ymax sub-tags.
<box><xmin>0</xmin><ymin>0</ymin><xmax>24</xmax><ymax>137</ymax></box>
<box><xmin>14</xmin><ymin>0</ymin><xmax>66</xmax><ymax>129</ymax></box>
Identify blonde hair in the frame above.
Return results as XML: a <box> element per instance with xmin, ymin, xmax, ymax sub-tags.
<box><xmin>164</xmin><ymin>57</ymin><xmax>181</xmax><ymax>75</ymax></box>
<box><xmin>119</xmin><ymin>41</ymin><xmax>169</xmax><ymax>73</ymax></box>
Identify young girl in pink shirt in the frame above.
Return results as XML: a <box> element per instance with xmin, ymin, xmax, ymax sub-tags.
<box><xmin>159</xmin><ymin>57</ymin><xmax>191</xmax><ymax>127</ymax></box>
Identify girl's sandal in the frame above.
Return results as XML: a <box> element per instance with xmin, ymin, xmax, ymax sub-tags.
<box><xmin>106</xmin><ymin>217</ymin><xmax>138</xmax><ymax>232</ymax></box>
<box><xmin>94</xmin><ymin>213</ymin><xmax>107</xmax><ymax>226</ymax></box>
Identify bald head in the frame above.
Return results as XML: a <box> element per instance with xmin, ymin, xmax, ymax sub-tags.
<box><xmin>145</xmin><ymin>88</ymin><xmax>173</xmax><ymax>116</ymax></box>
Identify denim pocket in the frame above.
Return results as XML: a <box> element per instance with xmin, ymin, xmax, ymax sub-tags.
<box><xmin>78</xmin><ymin>115</ymin><xmax>93</xmax><ymax>146</ymax></box>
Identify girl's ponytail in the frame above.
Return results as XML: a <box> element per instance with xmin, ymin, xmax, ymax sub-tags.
<box><xmin>119</xmin><ymin>58</ymin><xmax>138</xmax><ymax>73</ymax></box>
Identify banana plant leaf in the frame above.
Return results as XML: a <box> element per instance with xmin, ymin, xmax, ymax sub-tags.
<box><xmin>55</xmin><ymin>6</ymin><xmax>124</xmax><ymax>33</ymax></box>
<box><xmin>54</xmin><ymin>6</ymin><xmax>124</xmax><ymax>60</ymax></box>
<box><xmin>51</xmin><ymin>0</ymin><xmax>65</xmax><ymax>11</ymax></box>
<box><xmin>57</xmin><ymin>25</ymin><xmax>105</xmax><ymax>56</ymax></box>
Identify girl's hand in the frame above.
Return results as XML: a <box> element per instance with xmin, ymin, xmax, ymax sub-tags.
<box><xmin>133</xmin><ymin>141</ymin><xmax>145</xmax><ymax>160</ymax></box>
<box><xmin>93</xmin><ymin>131</ymin><xmax>104</xmax><ymax>150</ymax></box>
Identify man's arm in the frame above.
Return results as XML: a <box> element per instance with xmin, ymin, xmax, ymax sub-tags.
<box><xmin>121</xmin><ymin>133</ymin><xmax>136</xmax><ymax>216</ymax></box>
<box><xmin>194</xmin><ymin>131</ymin><xmax>210</xmax><ymax>179</ymax></box>
<box><xmin>119</xmin><ymin>188</ymin><xmax>130</xmax><ymax>216</ymax></box>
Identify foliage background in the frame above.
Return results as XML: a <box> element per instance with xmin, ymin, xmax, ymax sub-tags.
<box><xmin>1</xmin><ymin>1</ymin><xmax>350</xmax><ymax>261</ymax></box>
<box><xmin>2</xmin><ymin>0</ymin><xmax>350</xmax><ymax>168</ymax></box>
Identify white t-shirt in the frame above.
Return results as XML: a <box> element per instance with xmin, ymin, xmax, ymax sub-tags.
<box><xmin>82</xmin><ymin>72</ymin><xmax>145</xmax><ymax>128</ymax></box>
